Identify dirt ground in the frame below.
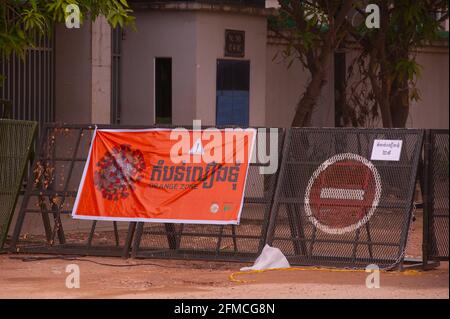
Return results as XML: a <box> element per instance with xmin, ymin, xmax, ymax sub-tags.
<box><xmin>0</xmin><ymin>256</ymin><xmax>448</xmax><ymax>299</ymax></box>
<box><xmin>0</xmin><ymin>212</ymin><xmax>448</xmax><ymax>299</ymax></box>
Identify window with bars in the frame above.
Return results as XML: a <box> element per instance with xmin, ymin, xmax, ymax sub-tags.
<box><xmin>0</xmin><ymin>31</ymin><xmax>55</xmax><ymax>131</ymax></box>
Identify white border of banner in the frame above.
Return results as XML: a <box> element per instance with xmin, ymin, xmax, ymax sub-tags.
<box><xmin>72</xmin><ymin>127</ymin><xmax>256</xmax><ymax>225</ymax></box>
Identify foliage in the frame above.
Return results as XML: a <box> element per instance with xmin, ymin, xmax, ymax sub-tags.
<box><xmin>0</xmin><ymin>0</ymin><xmax>134</xmax><ymax>63</ymax></box>
<box><xmin>269</xmin><ymin>0</ymin><xmax>357</xmax><ymax>126</ymax></box>
<box><xmin>344</xmin><ymin>0</ymin><xmax>448</xmax><ymax>127</ymax></box>
<box><xmin>271</xmin><ymin>0</ymin><xmax>448</xmax><ymax>127</ymax></box>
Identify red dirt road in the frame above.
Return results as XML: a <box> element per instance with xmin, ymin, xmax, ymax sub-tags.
<box><xmin>1</xmin><ymin>212</ymin><xmax>448</xmax><ymax>299</ymax></box>
<box><xmin>0</xmin><ymin>255</ymin><xmax>448</xmax><ymax>299</ymax></box>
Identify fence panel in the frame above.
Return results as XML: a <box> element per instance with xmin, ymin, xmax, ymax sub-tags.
<box><xmin>425</xmin><ymin>130</ymin><xmax>449</xmax><ymax>261</ymax></box>
<box><xmin>9</xmin><ymin>124</ymin><xmax>138</xmax><ymax>257</ymax></box>
<box><xmin>131</xmin><ymin>128</ymin><xmax>284</xmax><ymax>262</ymax></box>
<box><xmin>0</xmin><ymin>119</ymin><xmax>37</xmax><ymax>249</ymax></box>
<box><xmin>10</xmin><ymin>124</ymin><xmax>284</xmax><ymax>261</ymax></box>
<box><xmin>0</xmin><ymin>31</ymin><xmax>54</xmax><ymax>132</ymax></box>
<box><xmin>267</xmin><ymin>128</ymin><xmax>424</xmax><ymax>269</ymax></box>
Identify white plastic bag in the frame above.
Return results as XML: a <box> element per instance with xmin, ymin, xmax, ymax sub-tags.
<box><xmin>240</xmin><ymin>244</ymin><xmax>290</xmax><ymax>271</ymax></box>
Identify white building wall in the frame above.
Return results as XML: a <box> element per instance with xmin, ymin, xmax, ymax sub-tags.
<box><xmin>408</xmin><ymin>46</ymin><xmax>449</xmax><ymax>129</ymax></box>
<box><xmin>55</xmin><ymin>22</ymin><xmax>92</xmax><ymax>123</ymax></box>
<box><xmin>121</xmin><ymin>10</ymin><xmax>267</xmax><ymax>127</ymax></box>
<box><xmin>56</xmin><ymin>10</ymin><xmax>447</xmax><ymax>130</ymax></box>
<box><xmin>196</xmin><ymin>12</ymin><xmax>267</xmax><ymax>126</ymax></box>
<box><xmin>121</xmin><ymin>11</ymin><xmax>198</xmax><ymax>126</ymax></box>
<box><xmin>91</xmin><ymin>16</ymin><xmax>112</xmax><ymax>124</ymax></box>
<box><xmin>265</xmin><ymin>42</ymin><xmax>335</xmax><ymax>128</ymax></box>
<box><xmin>345</xmin><ymin>45</ymin><xmax>449</xmax><ymax>129</ymax></box>
<box><xmin>55</xmin><ymin>17</ymin><xmax>112</xmax><ymax>124</ymax></box>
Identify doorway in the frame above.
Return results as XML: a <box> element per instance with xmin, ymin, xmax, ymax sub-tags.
<box><xmin>216</xmin><ymin>59</ymin><xmax>250</xmax><ymax>126</ymax></box>
<box><xmin>155</xmin><ymin>58</ymin><xmax>172</xmax><ymax>124</ymax></box>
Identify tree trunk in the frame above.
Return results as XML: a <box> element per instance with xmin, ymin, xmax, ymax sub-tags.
<box><xmin>367</xmin><ymin>57</ymin><xmax>393</xmax><ymax>128</ymax></box>
<box><xmin>390</xmin><ymin>76</ymin><xmax>409</xmax><ymax>128</ymax></box>
<box><xmin>291</xmin><ymin>60</ymin><xmax>330</xmax><ymax>127</ymax></box>
<box><xmin>379</xmin><ymin>84</ymin><xmax>393</xmax><ymax>128</ymax></box>
<box><xmin>389</xmin><ymin>47</ymin><xmax>410</xmax><ymax>128</ymax></box>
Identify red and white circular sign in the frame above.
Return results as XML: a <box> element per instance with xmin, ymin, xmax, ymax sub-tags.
<box><xmin>304</xmin><ymin>153</ymin><xmax>382</xmax><ymax>235</ymax></box>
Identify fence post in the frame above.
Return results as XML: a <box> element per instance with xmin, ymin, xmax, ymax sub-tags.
<box><xmin>422</xmin><ymin>130</ymin><xmax>431</xmax><ymax>267</ymax></box>
<box><xmin>265</xmin><ymin>128</ymin><xmax>291</xmax><ymax>246</ymax></box>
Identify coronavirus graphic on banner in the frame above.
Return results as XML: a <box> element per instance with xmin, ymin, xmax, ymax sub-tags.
<box><xmin>94</xmin><ymin>144</ymin><xmax>146</xmax><ymax>201</ymax></box>
<box><xmin>304</xmin><ymin>153</ymin><xmax>382</xmax><ymax>235</ymax></box>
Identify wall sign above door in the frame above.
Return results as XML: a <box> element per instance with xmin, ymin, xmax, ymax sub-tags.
<box><xmin>225</xmin><ymin>29</ymin><xmax>245</xmax><ymax>58</ymax></box>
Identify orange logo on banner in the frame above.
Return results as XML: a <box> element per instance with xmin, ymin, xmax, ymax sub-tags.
<box><xmin>72</xmin><ymin>129</ymin><xmax>256</xmax><ymax>225</ymax></box>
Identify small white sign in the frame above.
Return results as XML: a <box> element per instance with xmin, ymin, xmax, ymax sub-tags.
<box><xmin>371</xmin><ymin>139</ymin><xmax>403</xmax><ymax>161</ymax></box>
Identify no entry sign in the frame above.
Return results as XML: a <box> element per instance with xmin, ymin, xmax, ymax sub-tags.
<box><xmin>304</xmin><ymin>153</ymin><xmax>382</xmax><ymax>235</ymax></box>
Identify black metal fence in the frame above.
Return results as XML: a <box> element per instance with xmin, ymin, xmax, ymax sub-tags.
<box><xmin>9</xmin><ymin>124</ymin><xmax>136</xmax><ymax>257</ymax></box>
<box><xmin>266</xmin><ymin>128</ymin><xmax>424</xmax><ymax>269</ymax></box>
<box><xmin>10</xmin><ymin>125</ymin><xmax>446</xmax><ymax>270</ymax></box>
<box><xmin>131</xmin><ymin>128</ymin><xmax>284</xmax><ymax>262</ymax></box>
<box><xmin>0</xmin><ymin>31</ymin><xmax>55</xmax><ymax>132</ymax></box>
<box><xmin>0</xmin><ymin>100</ymin><xmax>12</xmax><ymax>119</ymax></box>
<box><xmin>10</xmin><ymin>124</ymin><xmax>284</xmax><ymax>262</ymax></box>
<box><xmin>0</xmin><ymin>120</ymin><xmax>37</xmax><ymax>249</ymax></box>
<box><xmin>424</xmin><ymin>130</ymin><xmax>449</xmax><ymax>261</ymax></box>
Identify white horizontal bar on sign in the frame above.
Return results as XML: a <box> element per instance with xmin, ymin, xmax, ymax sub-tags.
<box><xmin>319</xmin><ymin>188</ymin><xmax>365</xmax><ymax>201</ymax></box>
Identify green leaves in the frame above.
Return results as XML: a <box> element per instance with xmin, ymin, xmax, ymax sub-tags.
<box><xmin>46</xmin><ymin>0</ymin><xmax>68</xmax><ymax>23</ymax></box>
<box><xmin>409</xmin><ymin>86</ymin><xmax>421</xmax><ymax>102</ymax></box>
<box><xmin>22</xmin><ymin>5</ymin><xmax>48</xmax><ymax>35</ymax></box>
<box><xmin>269</xmin><ymin>0</ymin><xmax>338</xmax><ymax>57</ymax></box>
<box><xmin>0</xmin><ymin>25</ymin><xmax>33</xmax><ymax>59</ymax></box>
<box><xmin>344</xmin><ymin>0</ymin><xmax>448</xmax><ymax>127</ymax></box>
<box><xmin>1</xmin><ymin>0</ymin><xmax>135</xmax><ymax>61</ymax></box>
<box><xmin>395</xmin><ymin>59</ymin><xmax>422</xmax><ymax>82</ymax></box>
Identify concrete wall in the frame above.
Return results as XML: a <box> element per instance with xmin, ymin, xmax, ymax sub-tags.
<box><xmin>55</xmin><ymin>11</ymin><xmax>447</xmax><ymax>130</ymax></box>
<box><xmin>121</xmin><ymin>11</ymin><xmax>197</xmax><ymax>126</ymax></box>
<box><xmin>196</xmin><ymin>12</ymin><xmax>267</xmax><ymax>126</ymax></box>
<box><xmin>91</xmin><ymin>17</ymin><xmax>112</xmax><ymax>124</ymax></box>
<box><xmin>408</xmin><ymin>46</ymin><xmax>449</xmax><ymax>129</ymax></box>
<box><xmin>55</xmin><ymin>22</ymin><xmax>92</xmax><ymax>123</ymax></box>
<box><xmin>344</xmin><ymin>44</ymin><xmax>449</xmax><ymax>129</ymax></box>
<box><xmin>55</xmin><ymin>17</ymin><xmax>111</xmax><ymax>124</ymax></box>
<box><xmin>121</xmin><ymin>10</ymin><xmax>267</xmax><ymax>126</ymax></box>
<box><xmin>265</xmin><ymin>42</ymin><xmax>335</xmax><ymax>128</ymax></box>
<box><xmin>265</xmin><ymin>0</ymin><xmax>280</xmax><ymax>8</ymax></box>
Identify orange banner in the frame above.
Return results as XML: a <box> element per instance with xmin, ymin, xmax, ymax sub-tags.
<box><xmin>72</xmin><ymin>128</ymin><xmax>256</xmax><ymax>224</ymax></box>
